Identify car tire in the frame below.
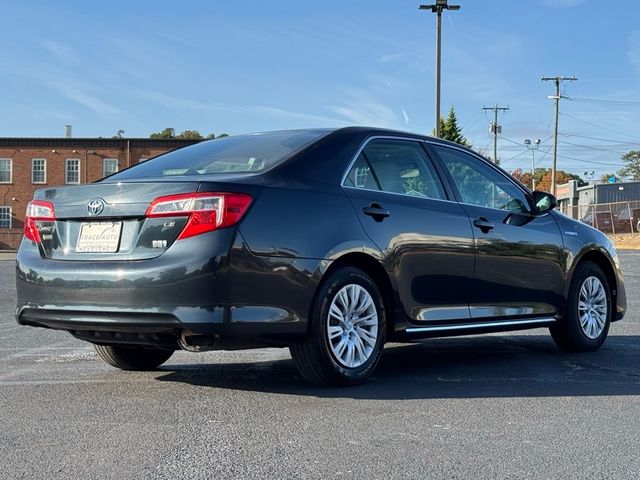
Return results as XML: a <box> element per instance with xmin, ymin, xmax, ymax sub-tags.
<box><xmin>290</xmin><ymin>267</ymin><xmax>386</xmax><ymax>386</ymax></box>
<box><xmin>550</xmin><ymin>261</ymin><xmax>611</xmax><ymax>352</ymax></box>
<box><xmin>94</xmin><ymin>344</ymin><xmax>174</xmax><ymax>370</ymax></box>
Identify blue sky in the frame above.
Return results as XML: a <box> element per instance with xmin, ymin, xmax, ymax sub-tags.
<box><xmin>2</xmin><ymin>0</ymin><xmax>640</xmax><ymax>178</ymax></box>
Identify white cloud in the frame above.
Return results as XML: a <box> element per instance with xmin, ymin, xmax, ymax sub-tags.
<box><xmin>402</xmin><ymin>108</ymin><xmax>410</xmax><ymax>126</ymax></box>
<box><xmin>327</xmin><ymin>88</ymin><xmax>401</xmax><ymax>128</ymax></box>
<box><xmin>40</xmin><ymin>40</ymin><xmax>78</xmax><ymax>65</ymax></box>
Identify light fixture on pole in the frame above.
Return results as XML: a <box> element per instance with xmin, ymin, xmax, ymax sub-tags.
<box><xmin>419</xmin><ymin>0</ymin><xmax>460</xmax><ymax>138</ymax></box>
<box><xmin>524</xmin><ymin>138</ymin><xmax>541</xmax><ymax>190</ymax></box>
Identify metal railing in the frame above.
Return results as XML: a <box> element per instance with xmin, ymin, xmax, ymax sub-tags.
<box><xmin>559</xmin><ymin>200</ymin><xmax>640</xmax><ymax>236</ymax></box>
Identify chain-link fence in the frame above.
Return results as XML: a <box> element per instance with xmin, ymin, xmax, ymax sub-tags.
<box><xmin>559</xmin><ymin>200</ymin><xmax>640</xmax><ymax>235</ymax></box>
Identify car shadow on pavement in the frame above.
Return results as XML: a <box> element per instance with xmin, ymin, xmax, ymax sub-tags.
<box><xmin>154</xmin><ymin>335</ymin><xmax>640</xmax><ymax>399</ymax></box>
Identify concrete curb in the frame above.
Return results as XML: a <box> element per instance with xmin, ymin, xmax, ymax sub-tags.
<box><xmin>0</xmin><ymin>252</ymin><xmax>17</xmax><ymax>261</ymax></box>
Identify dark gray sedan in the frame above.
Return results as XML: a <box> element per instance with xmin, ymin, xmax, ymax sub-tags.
<box><xmin>16</xmin><ymin>127</ymin><xmax>626</xmax><ymax>385</ymax></box>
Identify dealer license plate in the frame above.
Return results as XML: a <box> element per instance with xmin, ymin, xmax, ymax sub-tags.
<box><xmin>76</xmin><ymin>222</ymin><xmax>122</xmax><ymax>253</ymax></box>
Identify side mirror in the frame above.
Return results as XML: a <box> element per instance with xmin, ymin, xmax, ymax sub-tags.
<box><xmin>532</xmin><ymin>191</ymin><xmax>557</xmax><ymax>214</ymax></box>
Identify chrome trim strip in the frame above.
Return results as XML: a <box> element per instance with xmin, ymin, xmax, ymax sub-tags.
<box><xmin>405</xmin><ymin>317</ymin><xmax>556</xmax><ymax>334</ymax></box>
<box><xmin>468</xmin><ymin>304</ymin><xmax>556</xmax><ymax>319</ymax></box>
<box><xmin>414</xmin><ymin>305</ymin><xmax>471</xmax><ymax>321</ymax></box>
<box><xmin>342</xmin><ymin>185</ymin><xmax>458</xmax><ymax>205</ymax></box>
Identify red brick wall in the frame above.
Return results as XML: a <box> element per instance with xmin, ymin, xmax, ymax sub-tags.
<box><xmin>0</xmin><ymin>144</ymin><xmax>183</xmax><ymax>250</ymax></box>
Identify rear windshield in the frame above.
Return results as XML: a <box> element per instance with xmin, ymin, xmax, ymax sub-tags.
<box><xmin>106</xmin><ymin>130</ymin><xmax>328</xmax><ymax>180</ymax></box>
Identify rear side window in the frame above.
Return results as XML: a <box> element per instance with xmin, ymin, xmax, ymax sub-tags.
<box><xmin>106</xmin><ymin>131</ymin><xmax>329</xmax><ymax>180</ymax></box>
<box><xmin>345</xmin><ymin>139</ymin><xmax>446</xmax><ymax>200</ymax></box>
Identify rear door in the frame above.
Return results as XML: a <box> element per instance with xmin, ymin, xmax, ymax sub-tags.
<box><xmin>343</xmin><ymin>137</ymin><xmax>475</xmax><ymax>324</ymax></box>
<box><xmin>429</xmin><ymin>144</ymin><xmax>565</xmax><ymax>320</ymax></box>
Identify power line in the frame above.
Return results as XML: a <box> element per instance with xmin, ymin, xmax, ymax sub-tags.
<box><xmin>562</xmin><ymin>133</ymin><xmax>640</xmax><ymax>145</ymax></box>
<box><xmin>555</xmin><ymin>153</ymin><xmax>625</xmax><ymax>167</ymax></box>
<box><xmin>560</xmin><ymin>112</ymin><xmax>640</xmax><ymax>142</ymax></box>
<box><xmin>558</xmin><ymin>140</ymin><xmax>626</xmax><ymax>154</ymax></box>
<box><xmin>567</xmin><ymin>96</ymin><xmax>640</xmax><ymax>107</ymax></box>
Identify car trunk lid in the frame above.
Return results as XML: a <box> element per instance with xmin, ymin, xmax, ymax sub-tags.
<box><xmin>32</xmin><ymin>181</ymin><xmax>202</xmax><ymax>260</ymax></box>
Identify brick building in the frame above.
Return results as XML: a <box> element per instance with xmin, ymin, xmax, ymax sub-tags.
<box><xmin>0</xmin><ymin>137</ymin><xmax>201</xmax><ymax>250</ymax></box>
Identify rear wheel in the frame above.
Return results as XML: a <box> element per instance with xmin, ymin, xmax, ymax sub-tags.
<box><xmin>94</xmin><ymin>344</ymin><xmax>174</xmax><ymax>370</ymax></box>
<box><xmin>550</xmin><ymin>261</ymin><xmax>611</xmax><ymax>352</ymax></box>
<box><xmin>290</xmin><ymin>267</ymin><xmax>386</xmax><ymax>386</ymax></box>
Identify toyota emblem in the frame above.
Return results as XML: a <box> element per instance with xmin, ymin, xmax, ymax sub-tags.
<box><xmin>87</xmin><ymin>198</ymin><xmax>105</xmax><ymax>216</ymax></box>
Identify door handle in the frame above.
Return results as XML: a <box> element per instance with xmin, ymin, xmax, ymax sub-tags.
<box><xmin>363</xmin><ymin>203</ymin><xmax>390</xmax><ymax>222</ymax></box>
<box><xmin>473</xmin><ymin>217</ymin><xmax>495</xmax><ymax>233</ymax></box>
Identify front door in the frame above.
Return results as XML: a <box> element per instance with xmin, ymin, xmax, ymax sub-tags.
<box><xmin>430</xmin><ymin>144</ymin><xmax>565</xmax><ymax>320</ymax></box>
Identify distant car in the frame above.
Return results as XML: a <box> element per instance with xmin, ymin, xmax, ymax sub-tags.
<box><xmin>16</xmin><ymin>128</ymin><xmax>626</xmax><ymax>386</ymax></box>
<box><xmin>613</xmin><ymin>206</ymin><xmax>640</xmax><ymax>233</ymax></box>
<box><xmin>582</xmin><ymin>211</ymin><xmax>614</xmax><ymax>233</ymax></box>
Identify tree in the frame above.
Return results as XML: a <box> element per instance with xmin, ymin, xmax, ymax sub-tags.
<box><xmin>176</xmin><ymin>130</ymin><xmax>204</xmax><ymax>139</ymax></box>
<box><xmin>150</xmin><ymin>128</ymin><xmax>228</xmax><ymax>140</ymax></box>
<box><xmin>205</xmin><ymin>133</ymin><xmax>229</xmax><ymax>140</ymax></box>
<box><xmin>618</xmin><ymin>150</ymin><xmax>640</xmax><ymax>181</ymax></box>
<box><xmin>510</xmin><ymin>168</ymin><xmax>584</xmax><ymax>192</ymax></box>
<box><xmin>150</xmin><ymin>127</ymin><xmax>176</xmax><ymax>139</ymax></box>
<box><xmin>432</xmin><ymin>106</ymin><xmax>470</xmax><ymax>147</ymax></box>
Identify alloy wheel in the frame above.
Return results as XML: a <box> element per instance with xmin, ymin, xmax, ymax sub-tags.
<box><xmin>326</xmin><ymin>284</ymin><xmax>378</xmax><ymax>369</ymax></box>
<box><xmin>578</xmin><ymin>276</ymin><xmax>608</xmax><ymax>340</ymax></box>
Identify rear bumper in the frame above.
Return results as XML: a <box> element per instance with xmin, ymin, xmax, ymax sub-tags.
<box><xmin>15</xmin><ymin>231</ymin><xmax>314</xmax><ymax>345</ymax></box>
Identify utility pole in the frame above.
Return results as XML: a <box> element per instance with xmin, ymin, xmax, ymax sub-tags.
<box><xmin>482</xmin><ymin>105</ymin><xmax>509</xmax><ymax>164</ymax></box>
<box><xmin>419</xmin><ymin>0</ymin><xmax>460</xmax><ymax>138</ymax></box>
<box><xmin>541</xmin><ymin>75</ymin><xmax>577</xmax><ymax>196</ymax></box>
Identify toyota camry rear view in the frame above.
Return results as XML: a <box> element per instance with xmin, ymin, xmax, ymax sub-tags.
<box><xmin>16</xmin><ymin>127</ymin><xmax>626</xmax><ymax>386</ymax></box>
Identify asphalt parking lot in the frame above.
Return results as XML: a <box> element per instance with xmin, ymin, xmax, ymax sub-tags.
<box><xmin>1</xmin><ymin>252</ymin><xmax>639</xmax><ymax>479</ymax></box>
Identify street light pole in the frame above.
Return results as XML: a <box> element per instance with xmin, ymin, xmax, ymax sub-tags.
<box><xmin>524</xmin><ymin>138</ymin><xmax>541</xmax><ymax>190</ymax></box>
<box><xmin>420</xmin><ymin>0</ymin><xmax>460</xmax><ymax>138</ymax></box>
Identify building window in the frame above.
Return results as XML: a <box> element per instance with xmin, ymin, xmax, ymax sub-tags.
<box><xmin>0</xmin><ymin>206</ymin><xmax>11</xmax><ymax>228</ymax></box>
<box><xmin>0</xmin><ymin>158</ymin><xmax>12</xmax><ymax>183</ymax></box>
<box><xmin>103</xmin><ymin>158</ymin><xmax>118</xmax><ymax>178</ymax></box>
<box><xmin>65</xmin><ymin>159</ymin><xmax>80</xmax><ymax>184</ymax></box>
<box><xmin>32</xmin><ymin>158</ymin><xmax>47</xmax><ymax>184</ymax></box>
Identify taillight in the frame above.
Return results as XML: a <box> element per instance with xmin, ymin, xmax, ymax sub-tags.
<box><xmin>25</xmin><ymin>200</ymin><xmax>56</xmax><ymax>243</ymax></box>
<box><xmin>145</xmin><ymin>192</ymin><xmax>252</xmax><ymax>240</ymax></box>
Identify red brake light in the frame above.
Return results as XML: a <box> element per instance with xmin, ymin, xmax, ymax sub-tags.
<box><xmin>25</xmin><ymin>200</ymin><xmax>56</xmax><ymax>243</ymax></box>
<box><xmin>145</xmin><ymin>192</ymin><xmax>252</xmax><ymax>240</ymax></box>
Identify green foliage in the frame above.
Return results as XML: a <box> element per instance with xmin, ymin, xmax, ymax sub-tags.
<box><xmin>432</xmin><ymin>107</ymin><xmax>470</xmax><ymax>147</ymax></box>
<box><xmin>618</xmin><ymin>150</ymin><xmax>640</xmax><ymax>181</ymax></box>
<box><xmin>176</xmin><ymin>130</ymin><xmax>204</xmax><ymax>139</ymax></box>
<box><xmin>150</xmin><ymin>128</ymin><xmax>228</xmax><ymax>140</ymax></box>
<box><xmin>150</xmin><ymin>127</ymin><xmax>176</xmax><ymax>139</ymax></box>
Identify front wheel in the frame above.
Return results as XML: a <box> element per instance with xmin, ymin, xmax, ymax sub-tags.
<box><xmin>550</xmin><ymin>261</ymin><xmax>611</xmax><ymax>352</ymax></box>
<box><xmin>290</xmin><ymin>267</ymin><xmax>386</xmax><ymax>386</ymax></box>
<box><xmin>94</xmin><ymin>344</ymin><xmax>174</xmax><ymax>370</ymax></box>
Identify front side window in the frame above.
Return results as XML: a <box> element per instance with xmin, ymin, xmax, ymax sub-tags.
<box><xmin>345</xmin><ymin>139</ymin><xmax>446</xmax><ymax>200</ymax></box>
<box><xmin>433</xmin><ymin>145</ymin><xmax>530</xmax><ymax>213</ymax></box>
<box><xmin>0</xmin><ymin>158</ymin><xmax>12</xmax><ymax>183</ymax></box>
<box><xmin>65</xmin><ymin>159</ymin><xmax>80</xmax><ymax>184</ymax></box>
<box><xmin>32</xmin><ymin>158</ymin><xmax>46</xmax><ymax>184</ymax></box>
<box><xmin>0</xmin><ymin>206</ymin><xmax>11</xmax><ymax>228</ymax></box>
<box><xmin>103</xmin><ymin>158</ymin><xmax>118</xmax><ymax>178</ymax></box>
